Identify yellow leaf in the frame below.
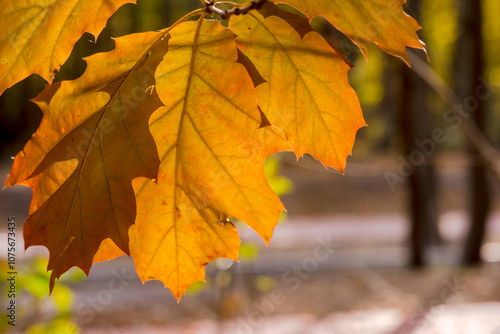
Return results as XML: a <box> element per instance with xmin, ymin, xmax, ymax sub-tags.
<box><xmin>5</xmin><ymin>31</ymin><xmax>166</xmax><ymax>290</ymax></box>
<box><xmin>230</xmin><ymin>3</ymin><xmax>365</xmax><ymax>171</ymax></box>
<box><xmin>272</xmin><ymin>0</ymin><xmax>425</xmax><ymax>63</ymax></box>
<box><xmin>0</xmin><ymin>0</ymin><xmax>134</xmax><ymax>95</ymax></box>
<box><xmin>130</xmin><ymin>18</ymin><xmax>290</xmax><ymax>299</ymax></box>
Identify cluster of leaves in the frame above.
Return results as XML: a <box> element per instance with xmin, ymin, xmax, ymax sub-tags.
<box><xmin>1</xmin><ymin>0</ymin><xmax>424</xmax><ymax>299</ymax></box>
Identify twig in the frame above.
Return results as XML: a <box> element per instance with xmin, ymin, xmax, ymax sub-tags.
<box><xmin>205</xmin><ymin>0</ymin><xmax>267</xmax><ymax>20</ymax></box>
<box><xmin>407</xmin><ymin>49</ymin><xmax>500</xmax><ymax>182</ymax></box>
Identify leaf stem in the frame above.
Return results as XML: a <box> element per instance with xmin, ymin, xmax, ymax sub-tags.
<box><xmin>163</xmin><ymin>8</ymin><xmax>207</xmax><ymax>37</ymax></box>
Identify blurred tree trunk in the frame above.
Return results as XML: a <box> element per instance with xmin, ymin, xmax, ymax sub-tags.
<box><xmin>458</xmin><ymin>0</ymin><xmax>492</xmax><ymax>265</ymax></box>
<box><xmin>398</xmin><ymin>0</ymin><xmax>441</xmax><ymax>267</ymax></box>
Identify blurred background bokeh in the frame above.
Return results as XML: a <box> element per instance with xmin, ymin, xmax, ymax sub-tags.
<box><xmin>1</xmin><ymin>0</ymin><xmax>500</xmax><ymax>333</ymax></box>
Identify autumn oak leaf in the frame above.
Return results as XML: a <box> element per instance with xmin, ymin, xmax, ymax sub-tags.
<box><xmin>129</xmin><ymin>18</ymin><xmax>291</xmax><ymax>299</ymax></box>
<box><xmin>0</xmin><ymin>0</ymin><xmax>135</xmax><ymax>95</ymax></box>
<box><xmin>230</xmin><ymin>3</ymin><xmax>366</xmax><ymax>171</ymax></box>
<box><xmin>272</xmin><ymin>0</ymin><xmax>425</xmax><ymax>63</ymax></box>
<box><xmin>5</xmin><ymin>31</ymin><xmax>167</xmax><ymax>290</ymax></box>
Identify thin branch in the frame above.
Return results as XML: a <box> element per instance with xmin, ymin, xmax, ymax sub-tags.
<box><xmin>205</xmin><ymin>0</ymin><xmax>267</xmax><ymax>20</ymax></box>
<box><xmin>407</xmin><ymin>49</ymin><xmax>500</xmax><ymax>182</ymax></box>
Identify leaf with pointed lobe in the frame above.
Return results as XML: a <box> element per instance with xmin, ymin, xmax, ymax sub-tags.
<box><xmin>130</xmin><ymin>18</ymin><xmax>291</xmax><ymax>299</ymax></box>
<box><xmin>5</xmin><ymin>31</ymin><xmax>167</xmax><ymax>290</ymax></box>
<box><xmin>230</xmin><ymin>3</ymin><xmax>366</xmax><ymax>171</ymax></box>
<box><xmin>272</xmin><ymin>0</ymin><xmax>425</xmax><ymax>63</ymax></box>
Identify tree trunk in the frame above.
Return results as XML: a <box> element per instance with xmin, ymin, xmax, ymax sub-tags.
<box><xmin>458</xmin><ymin>0</ymin><xmax>492</xmax><ymax>265</ymax></box>
<box><xmin>398</xmin><ymin>0</ymin><xmax>441</xmax><ymax>267</ymax></box>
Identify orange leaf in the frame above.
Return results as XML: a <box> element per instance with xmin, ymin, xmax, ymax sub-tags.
<box><xmin>129</xmin><ymin>18</ymin><xmax>290</xmax><ymax>299</ymax></box>
<box><xmin>0</xmin><ymin>0</ymin><xmax>134</xmax><ymax>95</ymax></box>
<box><xmin>230</xmin><ymin>3</ymin><xmax>365</xmax><ymax>171</ymax></box>
<box><xmin>5</xmin><ymin>31</ymin><xmax>166</xmax><ymax>290</ymax></box>
<box><xmin>93</xmin><ymin>238</ymin><xmax>126</xmax><ymax>263</ymax></box>
<box><xmin>272</xmin><ymin>0</ymin><xmax>425</xmax><ymax>63</ymax></box>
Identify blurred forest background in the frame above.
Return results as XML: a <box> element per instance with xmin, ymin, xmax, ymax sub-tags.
<box><xmin>1</xmin><ymin>0</ymin><xmax>500</xmax><ymax>333</ymax></box>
